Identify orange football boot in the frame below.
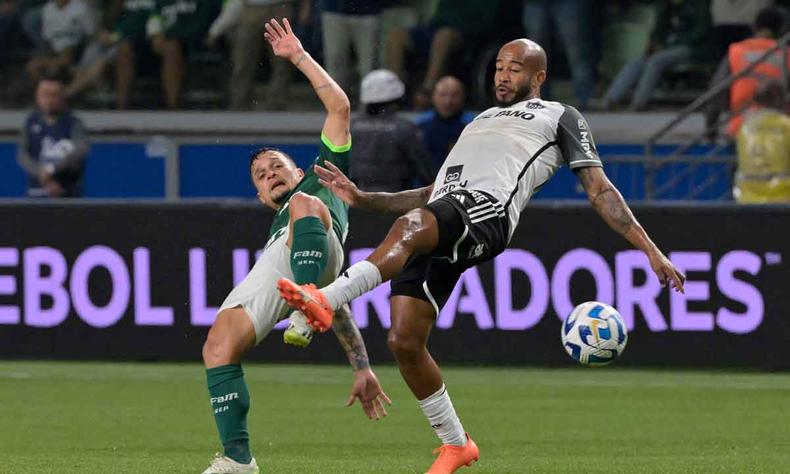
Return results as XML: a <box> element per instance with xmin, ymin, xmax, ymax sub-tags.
<box><xmin>276</xmin><ymin>278</ymin><xmax>334</xmax><ymax>332</ymax></box>
<box><xmin>425</xmin><ymin>433</ymin><xmax>479</xmax><ymax>474</ymax></box>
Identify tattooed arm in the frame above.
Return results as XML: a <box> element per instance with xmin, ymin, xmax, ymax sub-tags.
<box><xmin>332</xmin><ymin>304</ymin><xmax>370</xmax><ymax>370</ymax></box>
<box><xmin>575</xmin><ymin>166</ymin><xmax>686</xmax><ymax>292</ymax></box>
<box><xmin>314</xmin><ymin>160</ymin><xmax>434</xmax><ymax>214</ymax></box>
<box><xmin>332</xmin><ymin>304</ymin><xmax>392</xmax><ymax>419</ymax></box>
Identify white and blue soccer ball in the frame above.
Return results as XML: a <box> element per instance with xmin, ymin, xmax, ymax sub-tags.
<box><xmin>561</xmin><ymin>301</ymin><xmax>628</xmax><ymax>366</ymax></box>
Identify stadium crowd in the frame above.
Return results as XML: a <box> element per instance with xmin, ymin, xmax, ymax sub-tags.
<box><xmin>0</xmin><ymin>0</ymin><xmax>787</xmax><ymax>112</ymax></box>
<box><xmin>6</xmin><ymin>0</ymin><xmax>790</xmax><ymax>201</ymax></box>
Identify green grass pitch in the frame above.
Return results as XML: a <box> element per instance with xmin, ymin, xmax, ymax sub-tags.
<box><xmin>1</xmin><ymin>362</ymin><xmax>789</xmax><ymax>473</ymax></box>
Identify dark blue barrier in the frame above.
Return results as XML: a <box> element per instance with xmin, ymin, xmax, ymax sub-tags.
<box><xmin>84</xmin><ymin>143</ymin><xmax>166</xmax><ymax>198</ymax></box>
<box><xmin>179</xmin><ymin>143</ymin><xmax>318</xmax><ymax>198</ymax></box>
<box><xmin>0</xmin><ymin>143</ymin><xmax>26</xmax><ymax>196</ymax></box>
<box><xmin>0</xmin><ymin>141</ymin><xmax>733</xmax><ymax>200</ymax></box>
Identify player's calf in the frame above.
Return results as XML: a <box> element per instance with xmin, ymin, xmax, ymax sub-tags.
<box><xmin>203</xmin><ymin>309</ymin><xmax>257</xmax><ymax>468</ymax></box>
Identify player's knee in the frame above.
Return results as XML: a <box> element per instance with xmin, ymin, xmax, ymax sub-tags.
<box><xmin>387</xmin><ymin>331</ymin><xmax>425</xmax><ymax>363</ymax></box>
<box><xmin>392</xmin><ymin>210</ymin><xmax>431</xmax><ymax>251</ymax></box>
<box><xmin>289</xmin><ymin>192</ymin><xmax>325</xmax><ymax>218</ymax></box>
<box><xmin>289</xmin><ymin>192</ymin><xmax>330</xmax><ymax>228</ymax></box>
<box><xmin>202</xmin><ymin>328</ymin><xmax>237</xmax><ymax>367</ymax></box>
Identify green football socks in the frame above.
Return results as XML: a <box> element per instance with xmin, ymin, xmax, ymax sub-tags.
<box><xmin>206</xmin><ymin>364</ymin><xmax>252</xmax><ymax>464</ymax></box>
<box><xmin>290</xmin><ymin>216</ymin><xmax>329</xmax><ymax>284</ymax></box>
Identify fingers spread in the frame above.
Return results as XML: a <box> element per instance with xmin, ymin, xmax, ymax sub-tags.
<box><xmin>283</xmin><ymin>17</ymin><xmax>293</xmax><ymax>34</ymax></box>
<box><xmin>373</xmin><ymin>398</ymin><xmax>388</xmax><ymax>418</ymax></box>
<box><xmin>264</xmin><ymin>22</ymin><xmax>278</xmax><ymax>40</ymax></box>
<box><xmin>272</xmin><ymin>18</ymin><xmax>286</xmax><ymax>36</ymax></box>
<box><xmin>380</xmin><ymin>391</ymin><xmax>392</xmax><ymax>405</ymax></box>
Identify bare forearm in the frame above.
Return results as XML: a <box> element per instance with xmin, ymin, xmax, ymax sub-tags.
<box><xmin>589</xmin><ymin>186</ymin><xmax>659</xmax><ymax>256</ymax></box>
<box><xmin>332</xmin><ymin>305</ymin><xmax>370</xmax><ymax>371</ymax></box>
<box><xmin>355</xmin><ymin>185</ymin><xmax>433</xmax><ymax>214</ymax></box>
<box><xmin>291</xmin><ymin>52</ymin><xmax>348</xmax><ymax>114</ymax></box>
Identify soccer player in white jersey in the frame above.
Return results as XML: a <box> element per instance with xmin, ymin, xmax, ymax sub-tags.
<box><xmin>199</xmin><ymin>19</ymin><xmax>390</xmax><ymax>474</ymax></box>
<box><xmin>278</xmin><ymin>39</ymin><xmax>686</xmax><ymax>473</ymax></box>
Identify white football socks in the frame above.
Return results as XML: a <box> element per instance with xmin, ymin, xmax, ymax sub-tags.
<box><xmin>418</xmin><ymin>384</ymin><xmax>467</xmax><ymax>447</ymax></box>
<box><xmin>323</xmin><ymin>260</ymin><xmax>382</xmax><ymax>310</ymax></box>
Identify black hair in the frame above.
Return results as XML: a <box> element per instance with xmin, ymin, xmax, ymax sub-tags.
<box><xmin>37</xmin><ymin>72</ymin><xmax>67</xmax><ymax>86</ymax></box>
<box><xmin>754</xmin><ymin>7</ymin><xmax>788</xmax><ymax>37</ymax></box>
<box><xmin>249</xmin><ymin>146</ymin><xmax>296</xmax><ymax>167</ymax></box>
<box><xmin>365</xmin><ymin>98</ymin><xmax>400</xmax><ymax>116</ymax></box>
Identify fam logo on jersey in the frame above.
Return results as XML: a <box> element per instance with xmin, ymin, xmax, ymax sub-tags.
<box><xmin>444</xmin><ymin>165</ymin><xmax>464</xmax><ymax>184</ymax></box>
<box><xmin>524</xmin><ymin>101</ymin><xmax>545</xmax><ymax>110</ymax></box>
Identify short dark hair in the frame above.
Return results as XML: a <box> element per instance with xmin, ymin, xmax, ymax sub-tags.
<box><xmin>754</xmin><ymin>7</ymin><xmax>788</xmax><ymax>37</ymax></box>
<box><xmin>37</xmin><ymin>72</ymin><xmax>67</xmax><ymax>87</ymax></box>
<box><xmin>365</xmin><ymin>98</ymin><xmax>400</xmax><ymax>116</ymax></box>
<box><xmin>249</xmin><ymin>146</ymin><xmax>296</xmax><ymax>167</ymax></box>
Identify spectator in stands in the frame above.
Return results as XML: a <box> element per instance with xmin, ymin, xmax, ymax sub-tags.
<box><xmin>207</xmin><ymin>0</ymin><xmax>300</xmax><ymax>110</ymax></box>
<box><xmin>734</xmin><ymin>80</ymin><xmax>790</xmax><ymax>202</ymax></box>
<box><xmin>377</xmin><ymin>0</ymin><xmax>434</xmax><ymax>68</ymax></box>
<box><xmin>705</xmin><ymin>7</ymin><xmax>789</xmax><ymax>138</ymax></box>
<box><xmin>350</xmin><ymin>69</ymin><xmax>435</xmax><ymax>192</ymax></box>
<box><xmin>147</xmin><ymin>0</ymin><xmax>217</xmax><ymax>108</ymax></box>
<box><xmin>387</xmin><ymin>0</ymin><xmax>501</xmax><ymax>109</ymax></box>
<box><xmin>0</xmin><ymin>0</ymin><xmax>21</xmax><ymax>51</ymax></box>
<box><xmin>414</xmin><ymin>75</ymin><xmax>474</xmax><ymax>169</ymax></box>
<box><xmin>711</xmin><ymin>0</ymin><xmax>774</xmax><ymax>59</ymax></box>
<box><xmin>602</xmin><ymin>0</ymin><xmax>711</xmax><ymax>111</ymax></box>
<box><xmin>25</xmin><ymin>0</ymin><xmax>95</xmax><ymax>83</ymax></box>
<box><xmin>320</xmin><ymin>0</ymin><xmax>382</xmax><ymax>94</ymax></box>
<box><xmin>522</xmin><ymin>0</ymin><xmax>597</xmax><ymax>110</ymax></box>
<box><xmin>62</xmin><ymin>0</ymin><xmax>166</xmax><ymax>108</ymax></box>
<box><xmin>17</xmin><ymin>75</ymin><xmax>88</xmax><ymax>197</ymax></box>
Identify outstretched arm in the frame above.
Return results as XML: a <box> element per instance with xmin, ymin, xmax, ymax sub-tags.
<box><xmin>332</xmin><ymin>304</ymin><xmax>392</xmax><ymax>420</ymax></box>
<box><xmin>265</xmin><ymin>18</ymin><xmax>350</xmax><ymax>146</ymax></box>
<box><xmin>576</xmin><ymin>166</ymin><xmax>685</xmax><ymax>292</ymax></box>
<box><xmin>314</xmin><ymin>160</ymin><xmax>433</xmax><ymax>214</ymax></box>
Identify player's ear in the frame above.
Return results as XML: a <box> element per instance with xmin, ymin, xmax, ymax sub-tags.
<box><xmin>533</xmin><ymin>70</ymin><xmax>547</xmax><ymax>89</ymax></box>
<box><xmin>257</xmin><ymin>192</ymin><xmax>267</xmax><ymax>205</ymax></box>
<box><xmin>296</xmin><ymin>168</ymin><xmax>305</xmax><ymax>179</ymax></box>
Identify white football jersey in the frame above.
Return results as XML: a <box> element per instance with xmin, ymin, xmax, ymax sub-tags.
<box><xmin>428</xmin><ymin>98</ymin><xmax>602</xmax><ymax>239</ymax></box>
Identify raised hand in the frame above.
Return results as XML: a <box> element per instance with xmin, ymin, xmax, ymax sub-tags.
<box><xmin>314</xmin><ymin>161</ymin><xmax>361</xmax><ymax>206</ymax></box>
<box><xmin>346</xmin><ymin>368</ymin><xmax>392</xmax><ymax>420</ymax></box>
<box><xmin>264</xmin><ymin>18</ymin><xmax>304</xmax><ymax>62</ymax></box>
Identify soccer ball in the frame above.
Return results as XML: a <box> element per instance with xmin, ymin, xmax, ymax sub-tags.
<box><xmin>561</xmin><ymin>301</ymin><xmax>628</xmax><ymax>366</ymax></box>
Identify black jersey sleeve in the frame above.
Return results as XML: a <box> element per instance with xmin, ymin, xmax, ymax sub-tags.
<box><xmin>556</xmin><ymin>105</ymin><xmax>603</xmax><ymax>169</ymax></box>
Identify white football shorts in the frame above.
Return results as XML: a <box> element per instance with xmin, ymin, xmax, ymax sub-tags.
<box><xmin>218</xmin><ymin>227</ymin><xmax>344</xmax><ymax>344</ymax></box>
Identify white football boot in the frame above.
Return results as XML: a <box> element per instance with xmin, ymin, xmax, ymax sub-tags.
<box><xmin>283</xmin><ymin>310</ymin><xmax>314</xmax><ymax>347</ymax></box>
<box><xmin>200</xmin><ymin>453</ymin><xmax>259</xmax><ymax>474</ymax></box>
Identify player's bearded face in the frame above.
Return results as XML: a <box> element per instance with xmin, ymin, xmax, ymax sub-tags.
<box><xmin>494</xmin><ymin>55</ymin><xmax>535</xmax><ymax>107</ymax></box>
<box><xmin>494</xmin><ymin>74</ymin><xmax>532</xmax><ymax>106</ymax></box>
<box><xmin>251</xmin><ymin>152</ymin><xmax>304</xmax><ymax>208</ymax></box>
